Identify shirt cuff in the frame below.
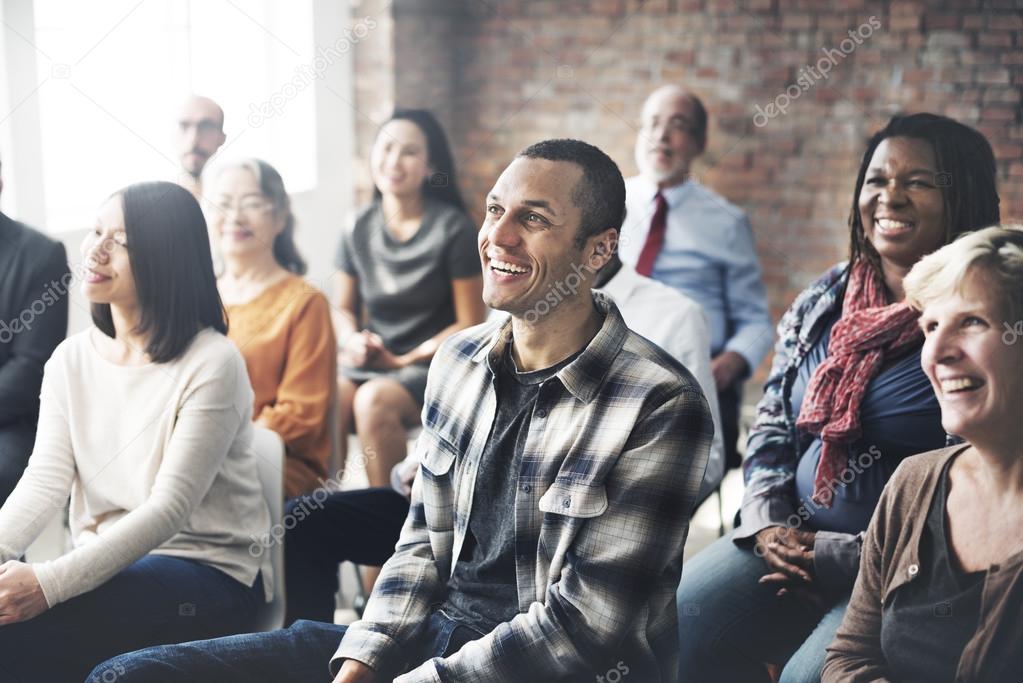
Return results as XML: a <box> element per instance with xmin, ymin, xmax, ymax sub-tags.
<box><xmin>813</xmin><ymin>531</ymin><xmax>863</xmax><ymax>592</ymax></box>
<box><xmin>32</xmin><ymin>561</ymin><xmax>62</xmax><ymax>608</ymax></box>
<box><xmin>733</xmin><ymin>493</ymin><xmax>796</xmax><ymax>544</ymax></box>
<box><xmin>330</xmin><ymin>626</ymin><xmax>400</xmax><ymax>678</ymax></box>
<box><xmin>724</xmin><ymin>334</ymin><xmax>770</xmax><ymax>379</ymax></box>
<box><xmin>395</xmin><ymin>659</ymin><xmax>443</xmax><ymax>683</ymax></box>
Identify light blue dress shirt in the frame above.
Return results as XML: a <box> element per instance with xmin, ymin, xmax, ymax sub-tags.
<box><xmin>620</xmin><ymin>175</ymin><xmax>773</xmax><ymax>373</ymax></box>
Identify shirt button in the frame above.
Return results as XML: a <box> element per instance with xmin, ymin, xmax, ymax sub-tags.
<box><xmin>908</xmin><ymin>564</ymin><xmax>919</xmax><ymax>576</ymax></box>
<box><xmin>521</xmin><ymin>484</ymin><xmax>531</xmax><ymax>493</ymax></box>
<box><xmin>536</xmin><ymin>409</ymin><xmax>548</xmax><ymax>419</ymax></box>
<box><xmin>562</xmin><ymin>497</ymin><xmax>571</xmax><ymax>508</ymax></box>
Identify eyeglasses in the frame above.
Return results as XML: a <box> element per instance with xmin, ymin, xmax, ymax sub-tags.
<box><xmin>640</xmin><ymin>116</ymin><xmax>699</xmax><ymax>135</ymax></box>
<box><xmin>179</xmin><ymin>120</ymin><xmax>222</xmax><ymax>138</ymax></box>
<box><xmin>215</xmin><ymin>198</ymin><xmax>274</xmax><ymax>217</ymax></box>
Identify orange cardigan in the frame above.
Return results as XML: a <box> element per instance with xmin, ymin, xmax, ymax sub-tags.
<box><xmin>225</xmin><ymin>275</ymin><xmax>337</xmax><ymax>497</ymax></box>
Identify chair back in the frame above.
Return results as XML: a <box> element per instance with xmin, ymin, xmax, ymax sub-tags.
<box><xmin>251</xmin><ymin>425</ymin><xmax>286</xmax><ymax>631</ymax></box>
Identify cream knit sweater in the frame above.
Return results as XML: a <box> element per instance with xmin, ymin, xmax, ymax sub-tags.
<box><xmin>0</xmin><ymin>328</ymin><xmax>272</xmax><ymax>605</ymax></box>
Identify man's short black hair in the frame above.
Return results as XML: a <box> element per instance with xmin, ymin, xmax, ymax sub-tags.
<box><xmin>517</xmin><ymin>138</ymin><xmax>626</xmax><ymax>247</ymax></box>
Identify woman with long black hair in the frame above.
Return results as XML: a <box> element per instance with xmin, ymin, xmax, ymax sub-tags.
<box><xmin>334</xmin><ymin>109</ymin><xmax>487</xmax><ymax>487</ymax></box>
<box><xmin>0</xmin><ymin>182</ymin><xmax>271</xmax><ymax>680</ymax></box>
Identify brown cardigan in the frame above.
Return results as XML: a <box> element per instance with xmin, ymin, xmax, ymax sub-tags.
<box><xmin>823</xmin><ymin>444</ymin><xmax>1023</xmax><ymax>682</ymax></box>
<box><xmin>226</xmin><ymin>275</ymin><xmax>337</xmax><ymax>497</ymax></box>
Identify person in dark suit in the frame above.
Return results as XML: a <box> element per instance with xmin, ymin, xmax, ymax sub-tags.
<box><xmin>0</xmin><ymin>157</ymin><xmax>70</xmax><ymax>504</ymax></box>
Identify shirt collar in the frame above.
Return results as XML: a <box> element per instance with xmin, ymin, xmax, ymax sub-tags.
<box><xmin>598</xmin><ymin>263</ymin><xmax>642</xmax><ymax>303</ymax></box>
<box><xmin>635</xmin><ymin>174</ymin><xmax>694</xmax><ymax>209</ymax></box>
<box><xmin>470</xmin><ymin>290</ymin><xmax>629</xmax><ymax>403</ymax></box>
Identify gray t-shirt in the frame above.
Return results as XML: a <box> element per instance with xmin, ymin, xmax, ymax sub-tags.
<box><xmin>335</xmin><ymin>199</ymin><xmax>480</xmax><ymax>355</ymax></box>
<box><xmin>441</xmin><ymin>347</ymin><xmax>579</xmax><ymax>634</ymax></box>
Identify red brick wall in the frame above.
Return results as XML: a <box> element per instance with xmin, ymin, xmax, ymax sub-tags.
<box><xmin>351</xmin><ymin>0</ymin><xmax>396</xmax><ymax>207</ymax></box>
<box><xmin>361</xmin><ymin>0</ymin><xmax>1023</xmax><ymax>374</ymax></box>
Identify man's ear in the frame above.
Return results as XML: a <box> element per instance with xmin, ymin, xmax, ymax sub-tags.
<box><xmin>586</xmin><ymin>228</ymin><xmax>618</xmax><ymax>272</ymax></box>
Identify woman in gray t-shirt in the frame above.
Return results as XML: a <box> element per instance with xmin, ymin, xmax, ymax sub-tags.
<box><xmin>334</xmin><ymin>109</ymin><xmax>486</xmax><ymax>487</ymax></box>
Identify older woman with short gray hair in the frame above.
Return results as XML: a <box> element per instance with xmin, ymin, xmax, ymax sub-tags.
<box><xmin>824</xmin><ymin>224</ymin><xmax>1023</xmax><ymax>682</ymax></box>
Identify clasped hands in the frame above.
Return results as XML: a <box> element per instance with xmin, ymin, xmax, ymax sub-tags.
<box><xmin>340</xmin><ymin>331</ymin><xmax>405</xmax><ymax>371</ymax></box>
<box><xmin>754</xmin><ymin>526</ymin><xmax>825</xmax><ymax>608</ymax></box>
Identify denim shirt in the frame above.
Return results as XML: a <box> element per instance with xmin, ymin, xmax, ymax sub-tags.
<box><xmin>734</xmin><ymin>262</ymin><xmax>945</xmax><ymax>590</ymax></box>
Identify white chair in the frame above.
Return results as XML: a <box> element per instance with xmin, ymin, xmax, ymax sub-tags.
<box><xmin>250</xmin><ymin>425</ymin><xmax>286</xmax><ymax>631</ymax></box>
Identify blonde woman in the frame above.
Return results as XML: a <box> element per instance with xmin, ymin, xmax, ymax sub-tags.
<box><xmin>824</xmin><ymin>225</ymin><xmax>1023</xmax><ymax>682</ymax></box>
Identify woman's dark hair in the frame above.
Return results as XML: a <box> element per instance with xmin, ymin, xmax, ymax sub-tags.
<box><xmin>372</xmin><ymin>108</ymin><xmax>466</xmax><ymax>211</ymax></box>
<box><xmin>91</xmin><ymin>181</ymin><xmax>227</xmax><ymax>363</ymax></box>
<box><xmin>223</xmin><ymin>158</ymin><xmax>307</xmax><ymax>275</ymax></box>
<box><xmin>848</xmin><ymin>112</ymin><xmax>1000</xmax><ymax>275</ymax></box>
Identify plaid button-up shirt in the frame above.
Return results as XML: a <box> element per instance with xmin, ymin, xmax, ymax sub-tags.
<box><xmin>332</xmin><ymin>292</ymin><xmax>713</xmax><ymax>682</ymax></box>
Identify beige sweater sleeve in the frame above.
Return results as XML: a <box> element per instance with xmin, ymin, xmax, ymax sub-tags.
<box><xmin>0</xmin><ymin>353</ymin><xmax>76</xmax><ymax>565</ymax></box>
<box><xmin>0</xmin><ymin>341</ymin><xmax>249</xmax><ymax>607</ymax></box>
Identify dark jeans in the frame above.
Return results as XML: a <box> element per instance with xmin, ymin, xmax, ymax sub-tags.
<box><xmin>0</xmin><ymin>555</ymin><xmax>262</xmax><ymax>683</ymax></box>
<box><xmin>89</xmin><ymin>608</ymin><xmax>484</xmax><ymax>682</ymax></box>
<box><xmin>0</xmin><ymin>422</ymin><xmax>34</xmax><ymax>505</ymax></box>
<box><xmin>284</xmin><ymin>487</ymin><xmax>410</xmax><ymax>625</ymax></box>
<box><xmin>718</xmin><ymin>380</ymin><xmax>744</xmax><ymax>471</ymax></box>
<box><xmin>676</xmin><ymin>531</ymin><xmax>849</xmax><ymax>683</ymax></box>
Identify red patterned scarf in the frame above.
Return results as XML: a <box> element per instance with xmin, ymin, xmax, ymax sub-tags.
<box><xmin>796</xmin><ymin>259</ymin><xmax>922</xmax><ymax>507</ymax></box>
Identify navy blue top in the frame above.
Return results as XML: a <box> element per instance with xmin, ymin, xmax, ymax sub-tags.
<box><xmin>791</xmin><ymin>307</ymin><xmax>945</xmax><ymax>534</ymax></box>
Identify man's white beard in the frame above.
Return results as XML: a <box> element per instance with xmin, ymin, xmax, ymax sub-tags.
<box><xmin>634</xmin><ymin>141</ymin><xmax>684</xmax><ymax>185</ymax></box>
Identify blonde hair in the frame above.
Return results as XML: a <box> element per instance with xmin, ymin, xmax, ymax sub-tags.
<box><xmin>904</xmin><ymin>223</ymin><xmax>1023</xmax><ymax>323</ymax></box>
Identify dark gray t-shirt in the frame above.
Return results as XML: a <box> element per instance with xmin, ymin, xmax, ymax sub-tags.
<box><xmin>440</xmin><ymin>347</ymin><xmax>578</xmax><ymax>634</ymax></box>
<box><xmin>882</xmin><ymin>456</ymin><xmax>986</xmax><ymax>682</ymax></box>
<box><xmin>334</xmin><ymin>199</ymin><xmax>480</xmax><ymax>355</ymax></box>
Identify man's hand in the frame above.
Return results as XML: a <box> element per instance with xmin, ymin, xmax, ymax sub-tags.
<box><xmin>0</xmin><ymin>561</ymin><xmax>49</xmax><ymax>625</ymax></box>
<box><xmin>333</xmin><ymin>659</ymin><xmax>379</xmax><ymax>683</ymax></box>
<box><xmin>754</xmin><ymin>526</ymin><xmax>817</xmax><ymax>591</ymax></box>
<box><xmin>398</xmin><ymin>461</ymin><xmax>417</xmax><ymax>499</ymax></box>
<box><xmin>711</xmin><ymin>350</ymin><xmax>748</xmax><ymax>392</ymax></box>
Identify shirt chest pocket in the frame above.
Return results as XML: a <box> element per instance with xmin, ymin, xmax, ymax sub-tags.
<box><xmin>418</xmin><ymin>431</ymin><xmax>457</xmax><ymax>478</ymax></box>
<box><xmin>537</xmin><ymin>479</ymin><xmax>609</xmax><ymax>574</ymax></box>
<box><xmin>538</xmin><ymin>479</ymin><xmax>608</xmax><ymax>517</ymax></box>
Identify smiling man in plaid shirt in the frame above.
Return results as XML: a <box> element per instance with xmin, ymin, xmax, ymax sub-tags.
<box><xmin>91</xmin><ymin>139</ymin><xmax>713</xmax><ymax>683</ymax></box>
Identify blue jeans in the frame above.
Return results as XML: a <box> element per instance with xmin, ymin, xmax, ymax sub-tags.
<box><xmin>676</xmin><ymin>531</ymin><xmax>849</xmax><ymax>683</ymax></box>
<box><xmin>89</xmin><ymin>608</ymin><xmax>484</xmax><ymax>682</ymax></box>
<box><xmin>0</xmin><ymin>555</ymin><xmax>262</xmax><ymax>683</ymax></box>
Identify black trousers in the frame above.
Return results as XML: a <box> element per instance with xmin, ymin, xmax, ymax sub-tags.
<box><xmin>283</xmin><ymin>487</ymin><xmax>410</xmax><ymax>625</ymax></box>
<box><xmin>718</xmin><ymin>381</ymin><xmax>745</xmax><ymax>471</ymax></box>
<box><xmin>0</xmin><ymin>422</ymin><xmax>35</xmax><ymax>506</ymax></box>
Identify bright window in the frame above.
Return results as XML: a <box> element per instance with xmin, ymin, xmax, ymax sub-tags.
<box><xmin>32</xmin><ymin>0</ymin><xmax>316</xmax><ymax>232</ymax></box>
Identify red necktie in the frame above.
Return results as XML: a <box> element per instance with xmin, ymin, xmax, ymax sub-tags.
<box><xmin>635</xmin><ymin>192</ymin><xmax>667</xmax><ymax>277</ymax></box>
